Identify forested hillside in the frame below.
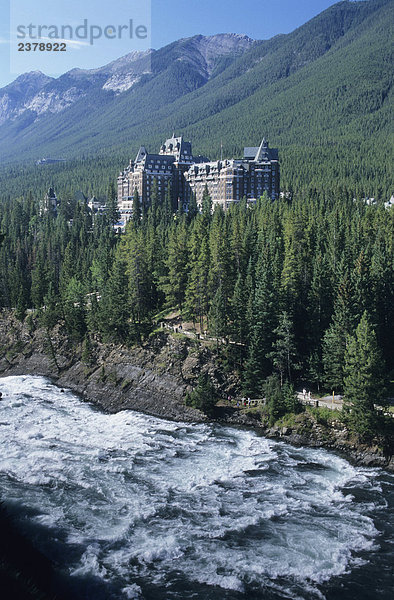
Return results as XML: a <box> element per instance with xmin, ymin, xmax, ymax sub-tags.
<box><xmin>0</xmin><ymin>0</ymin><xmax>392</xmax><ymax>199</ymax></box>
<box><xmin>0</xmin><ymin>184</ymin><xmax>393</xmax><ymax>438</ymax></box>
<box><xmin>0</xmin><ymin>0</ymin><xmax>393</xmax><ymax>444</ymax></box>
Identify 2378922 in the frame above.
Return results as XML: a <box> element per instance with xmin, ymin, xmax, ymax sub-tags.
<box><xmin>18</xmin><ymin>42</ymin><xmax>67</xmax><ymax>51</ymax></box>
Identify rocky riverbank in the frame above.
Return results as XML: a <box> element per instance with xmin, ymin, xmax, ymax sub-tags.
<box><xmin>0</xmin><ymin>311</ymin><xmax>392</xmax><ymax>472</ymax></box>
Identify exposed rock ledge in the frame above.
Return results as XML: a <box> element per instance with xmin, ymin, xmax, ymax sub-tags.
<box><xmin>0</xmin><ymin>312</ymin><xmax>392</xmax><ymax>472</ymax></box>
<box><xmin>0</xmin><ymin>316</ymin><xmax>205</xmax><ymax>424</ymax></box>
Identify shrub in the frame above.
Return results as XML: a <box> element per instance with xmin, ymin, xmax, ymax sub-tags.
<box><xmin>185</xmin><ymin>373</ymin><xmax>217</xmax><ymax>416</ymax></box>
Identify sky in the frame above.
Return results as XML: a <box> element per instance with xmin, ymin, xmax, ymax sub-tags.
<box><xmin>0</xmin><ymin>0</ymin><xmax>343</xmax><ymax>89</ymax></box>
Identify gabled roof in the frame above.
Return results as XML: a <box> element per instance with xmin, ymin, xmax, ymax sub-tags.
<box><xmin>244</xmin><ymin>138</ymin><xmax>278</xmax><ymax>162</ymax></box>
<box><xmin>254</xmin><ymin>138</ymin><xmax>269</xmax><ymax>161</ymax></box>
<box><xmin>135</xmin><ymin>146</ymin><xmax>148</xmax><ymax>163</ymax></box>
<box><xmin>160</xmin><ymin>135</ymin><xmax>193</xmax><ymax>161</ymax></box>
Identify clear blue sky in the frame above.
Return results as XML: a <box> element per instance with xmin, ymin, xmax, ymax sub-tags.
<box><xmin>0</xmin><ymin>0</ymin><xmax>343</xmax><ymax>88</ymax></box>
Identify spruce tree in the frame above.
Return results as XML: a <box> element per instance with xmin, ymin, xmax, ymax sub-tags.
<box><xmin>106</xmin><ymin>180</ymin><xmax>120</xmax><ymax>227</ymax></box>
<box><xmin>188</xmin><ymin>192</ymin><xmax>198</xmax><ymax>221</ymax></box>
<box><xmin>209</xmin><ymin>284</ymin><xmax>228</xmax><ymax>344</ymax></box>
<box><xmin>132</xmin><ymin>187</ymin><xmax>141</xmax><ymax>226</ymax></box>
<box><xmin>99</xmin><ymin>254</ymin><xmax>130</xmax><ymax>342</ymax></box>
<box><xmin>269</xmin><ymin>311</ymin><xmax>297</xmax><ymax>385</ymax></box>
<box><xmin>343</xmin><ymin>311</ymin><xmax>385</xmax><ymax>440</ymax></box>
<box><xmin>322</xmin><ymin>271</ymin><xmax>352</xmax><ymax>391</ymax></box>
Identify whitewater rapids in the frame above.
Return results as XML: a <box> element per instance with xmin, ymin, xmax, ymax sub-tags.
<box><xmin>0</xmin><ymin>375</ymin><xmax>392</xmax><ymax>599</ymax></box>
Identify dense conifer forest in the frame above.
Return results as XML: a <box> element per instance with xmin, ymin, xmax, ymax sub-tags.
<box><xmin>0</xmin><ymin>2</ymin><xmax>393</xmax><ymax>597</ymax></box>
<box><xmin>0</xmin><ymin>185</ymin><xmax>392</xmax><ymax>440</ymax></box>
<box><xmin>0</xmin><ymin>0</ymin><xmax>392</xmax><ymax>443</ymax></box>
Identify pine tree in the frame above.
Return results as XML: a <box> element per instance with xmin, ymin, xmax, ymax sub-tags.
<box><xmin>163</xmin><ymin>182</ymin><xmax>173</xmax><ymax>225</ymax></box>
<box><xmin>343</xmin><ymin>311</ymin><xmax>385</xmax><ymax>440</ymax></box>
<box><xmin>98</xmin><ymin>254</ymin><xmax>130</xmax><ymax>342</ymax></box>
<box><xmin>188</xmin><ymin>191</ymin><xmax>198</xmax><ymax>221</ymax></box>
<box><xmin>107</xmin><ymin>180</ymin><xmax>120</xmax><ymax>227</ymax></box>
<box><xmin>351</xmin><ymin>249</ymin><xmax>373</xmax><ymax>324</ymax></box>
<box><xmin>148</xmin><ymin>180</ymin><xmax>159</xmax><ymax>228</ymax></box>
<box><xmin>62</xmin><ymin>276</ymin><xmax>87</xmax><ymax>341</ymax></box>
<box><xmin>81</xmin><ymin>334</ymin><xmax>94</xmax><ymax>365</ymax></box>
<box><xmin>132</xmin><ymin>187</ymin><xmax>141</xmax><ymax>226</ymax></box>
<box><xmin>231</xmin><ymin>272</ymin><xmax>248</xmax><ymax>346</ymax></box>
<box><xmin>242</xmin><ymin>258</ymin><xmax>276</xmax><ymax>395</ymax></box>
<box><xmin>123</xmin><ymin>228</ymin><xmax>153</xmax><ymax>340</ymax></box>
<box><xmin>59</xmin><ymin>241</ymin><xmax>76</xmax><ymax>297</ymax></box>
<box><xmin>370</xmin><ymin>225</ymin><xmax>394</xmax><ymax>366</ymax></box>
<box><xmin>269</xmin><ymin>311</ymin><xmax>297</xmax><ymax>385</ymax></box>
<box><xmin>31</xmin><ymin>257</ymin><xmax>47</xmax><ymax>309</ymax></box>
<box><xmin>184</xmin><ymin>219</ymin><xmax>210</xmax><ymax>329</ymax></box>
<box><xmin>161</xmin><ymin>220</ymin><xmax>189</xmax><ymax>311</ymax></box>
<box><xmin>202</xmin><ymin>185</ymin><xmax>212</xmax><ymax>221</ymax></box>
<box><xmin>41</xmin><ymin>282</ymin><xmax>61</xmax><ymax>329</ymax></box>
<box><xmin>209</xmin><ymin>284</ymin><xmax>228</xmax><ymax>344</ymax></box>
<box><xmin>262</xmin><ymin>375</ymin><xmax>286</xmax><ymax>425</ymax></box>
<box><xmin>15</xmin><ymin>283</ymin><xmax>27</xmax><ymax>322</ymax></box>
<box><xmin>322</xmin><ymin>271</ymin><xmax>353</xmax><ymax>391</ymax></box>
<box><xmin>185</xmin><ymin>373</ymin><xmax>217</xmax><ymax>416</ymax></box>
<box><xmin>208</xmin><ymin>208</ymin><xmax>233</xmax><ymax>300</ymax></box>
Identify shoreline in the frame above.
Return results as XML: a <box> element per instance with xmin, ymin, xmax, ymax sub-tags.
<box><xmin>0</xmin><ymin>314</ymin><xmax>392</xmax><ymax>472</ymax></box>
<box><xmin>2</xmin><ymin>368</ymin><xmax>393</xmax><ymax>473</ymax></box>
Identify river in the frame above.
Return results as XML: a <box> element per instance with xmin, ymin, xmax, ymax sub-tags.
<box><xmin>0</xmin><ymin>375</ymin><xmax>392</xmax><ymax>599</ymax></box>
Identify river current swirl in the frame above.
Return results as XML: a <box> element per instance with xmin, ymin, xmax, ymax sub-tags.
<box><xmin>0</xmin><ymin>375</ymin><xmax>392</xmax><ymax>599</ymax></box>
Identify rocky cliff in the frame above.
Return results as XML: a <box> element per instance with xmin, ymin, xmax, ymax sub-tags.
<box><xmin>0</xmin><ymin>311</ymin><xmax>392</xmax><ymax>471</ymax></box>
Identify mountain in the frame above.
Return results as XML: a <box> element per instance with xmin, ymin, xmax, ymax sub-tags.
<box><xmin>0</xmin><ymin>0</ymin><xmax>392</xmax><ymax>197</ymax></box>
<box><xmin>0</xmin><ymin>71</ymin><xmax>54</xmax><ymax>125</ymax></box>
<box><xmin>0</xmin><ymin>34</ymin><xmax>254</xmax><ymax>128</ymax></box>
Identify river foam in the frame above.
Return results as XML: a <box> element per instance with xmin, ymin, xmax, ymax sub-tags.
<box><xmin>0</xmin><ymin>375</ymin><xmax>392</xmax><ymax>600</ymax></box>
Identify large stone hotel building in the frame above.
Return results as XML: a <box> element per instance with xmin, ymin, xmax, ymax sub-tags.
<box><xmin>117</xmin><ymin>135</ymin><xmax>279</xmax><ymax>224</ymax></box>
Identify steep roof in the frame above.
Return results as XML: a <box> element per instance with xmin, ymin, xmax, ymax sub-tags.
<box><xmin>135</xmin><ymin>146</ymin><xmax>148</xmax><ymax>163</ymax></box>
<box><xmin>254</xmin><ymin>138</ymin><xmax>269</xmax><ymax>162</ymax></box>
<box><xmin>160</xmin><ymin>135</ymin><xmax>193</xmax><ymax>161</ymax></box>
<box><xmin>244</xmin><ymin>139</ymin><xmax>278</xmax><ymax>162</ymax></box>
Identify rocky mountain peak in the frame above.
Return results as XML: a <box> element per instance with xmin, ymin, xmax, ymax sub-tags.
<box><xmin>177</xmin><ymin>33</ymin><xmax>255</xmax><ymax>76</ymax></box>
<box><xmin>3</xmin><ymin>71</ymin><xmax>53</xmax><ymax>94</ymax></box>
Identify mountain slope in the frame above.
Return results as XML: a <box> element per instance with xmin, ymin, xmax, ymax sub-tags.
<box><xmin>0</xmin><ymin>71</ymin><xmax>54</xmax><ymax>125</ymax></box>
<box><xmin>0</xmin><ymin>34</ymin><xmax>254</xmax><ymax>133</ymax></box>
<box><xmin>0</xmin><ymin>0</ymin><xmax>392</xmax><ymax>198</ymax></box>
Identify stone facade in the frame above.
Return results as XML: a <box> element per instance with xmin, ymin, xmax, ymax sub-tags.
<box><xmin>117</xmin><ymin>136</ymin><xmax>279</xmax><ymax>224</ymax></box>
<box><xmin>186</xmin><ymin>138</ymin><xmax>279</xmax><ymax>210</ymax></box>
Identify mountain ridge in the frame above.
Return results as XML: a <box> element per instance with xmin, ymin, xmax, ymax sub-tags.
<box><xmin>0</xmin><ymin>0</ymin><xmax>392</xmax><ymax>197</ymax></box>
<box><xmin>0</xmin><ymin>33</ymin><xmax>254</xmax><ymax>127</ymax></box>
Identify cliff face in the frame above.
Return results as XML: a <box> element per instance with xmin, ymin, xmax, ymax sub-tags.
<box><xmin>0</xmin><ymin>311</ymin><xmax>392</xmax><ymax>471</ymax></box>
<box><xmin>0</xmin><ymin>313</ymin><xmax>209</xmax><ymax>422</ymax></box>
